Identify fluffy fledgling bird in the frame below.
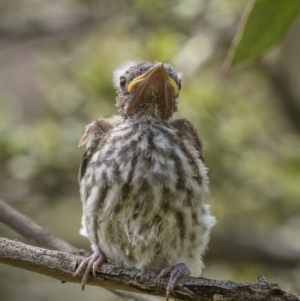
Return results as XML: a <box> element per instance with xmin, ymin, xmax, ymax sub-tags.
<box><xmin>75</xmin><ymin>61</ymin><xmax>216</xmax><ymax>299</ymax></box>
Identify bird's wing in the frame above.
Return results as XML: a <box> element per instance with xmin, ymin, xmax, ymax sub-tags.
<box><xmin>171</xmin><ymin>118</ymin><xmax>205</xmax><ymax>163</ymax></box>
<box><xmin>78</xmin><ymin>115</ymin><xmax>122</xmax><ymax>183</ymax></box>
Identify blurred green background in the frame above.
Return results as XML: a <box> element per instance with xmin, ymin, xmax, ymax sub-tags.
<box><xmin>1</xmin><ymin>0</ymin><xmax>300</xmax><ymax>300</ymax></box>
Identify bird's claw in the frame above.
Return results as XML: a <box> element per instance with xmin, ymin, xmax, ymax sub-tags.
<box><xmin>156</xmin><ymin>265</ymin><xmax>174</xmax><ymax>282</ymax></box>
<box><xmin>74</xmin><ymin>247</ymin><xmax>107</xmax><ymax>290</ymax></box>
<box><xmin>157</xmin><ymin>263</ymin><xmax>188</xmax><ymax>301</ymax></box>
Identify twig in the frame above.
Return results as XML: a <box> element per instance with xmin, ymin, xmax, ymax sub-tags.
<box><xmin>0</xmin><ymin>198</ymin><xmax>79</xmax><ymax>253</ymax></box>
<box><xmin>220</xmin><ymin>0</ymin><xmax>256</xmax><ymax>76</ymax></box>
<box><xmin>0</xmin><ymin>237</ymin><xmax>298</xmax><ymax>301</ymax></box>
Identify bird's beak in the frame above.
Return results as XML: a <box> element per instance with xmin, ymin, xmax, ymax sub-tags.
<box><xmin>125</xmin><ymin>64</ymin><xmax>179</xmax><ymax>118</ymax></box>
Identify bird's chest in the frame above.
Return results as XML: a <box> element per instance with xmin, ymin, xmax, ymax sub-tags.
<box><xmin>82</xmin><ymin>120</ymin><xmax>205</xmax><ymax>266</ymax></box>
<box><xmin>88</xmin><ymin>120</ymin><xmax>201</xmax><ymax>212</ymax></box>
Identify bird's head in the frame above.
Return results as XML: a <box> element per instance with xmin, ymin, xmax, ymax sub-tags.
<box><xmin>113</xmin><ymin>62</ymin><xmax>182</xmax><ymax>119</ymax></box>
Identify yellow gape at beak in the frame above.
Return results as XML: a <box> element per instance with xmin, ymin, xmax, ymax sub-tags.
<box><xmin>127</xmin><ymin>64</ymin><xmax>179</xmax><ymax>96</ymax></box>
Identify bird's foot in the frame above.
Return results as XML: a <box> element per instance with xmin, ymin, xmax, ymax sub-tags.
<box><xmin>156</xmin><ymin>263</ymin><xmax>188</xmax><ymax>301</ymax></box>
<box><xmin>74</xmin><ymin>247</ymin><xmax>107</xmax><ymax>290</ymax></box>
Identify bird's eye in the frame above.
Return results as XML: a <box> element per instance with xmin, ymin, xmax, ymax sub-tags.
<box><xmin>120</xmin><ymin>76</ymin><xmax>126</xmax><ymax>88</ymax></box>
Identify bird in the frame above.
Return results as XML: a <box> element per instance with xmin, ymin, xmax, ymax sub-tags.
<box><xmin>75</xmin><ymin>61</ymin><xmax>216</xmax><ymax>299</ymax></box>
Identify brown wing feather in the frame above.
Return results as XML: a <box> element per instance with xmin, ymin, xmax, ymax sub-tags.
<box><xmin>171</xmin><ymin>118</ymin><xmax>205</xmax><ymax>163</ymax></box>
<box><xmin>78</xmin><ymin>115</ymin><xmax>122</xmax><ymax>183</ymax></box>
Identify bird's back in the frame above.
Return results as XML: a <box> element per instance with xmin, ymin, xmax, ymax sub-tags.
<box><xmin>80</xmin><ymin>115</ymin><xmax>215</xmax><ymax>276</ymax></box>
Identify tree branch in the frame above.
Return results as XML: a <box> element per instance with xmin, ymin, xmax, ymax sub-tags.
<box><xmin>1</xmin><ymin>198</ymin><xmax>299</xmax><ymax>300</ymax></box>
<box><xmin>0</xmin><ymin>198</ymin><xmax>160</xmax><ymax>301</ymax></box>
<box><xmin>0</xmin><ymin>237</ymin><xmax>298</xmax><ymax>301</ymax></box>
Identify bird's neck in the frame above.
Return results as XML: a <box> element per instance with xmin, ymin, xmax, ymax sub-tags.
<box><xmin>124</xmin><ymin>112</ymin><xmax>172</xmax><ymax>124</ymax></box>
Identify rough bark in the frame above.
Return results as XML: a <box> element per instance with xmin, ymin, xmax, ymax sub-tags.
<box><xmin>0</xmin><ymin>237</ymin><xmax>298</xmax><ymax>301</ymax></box>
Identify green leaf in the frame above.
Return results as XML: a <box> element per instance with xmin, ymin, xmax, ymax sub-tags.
<box><xmin>221</xmin><ymin>0</ymin><xmax>300</xmax><ymax>75</ymax></box>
